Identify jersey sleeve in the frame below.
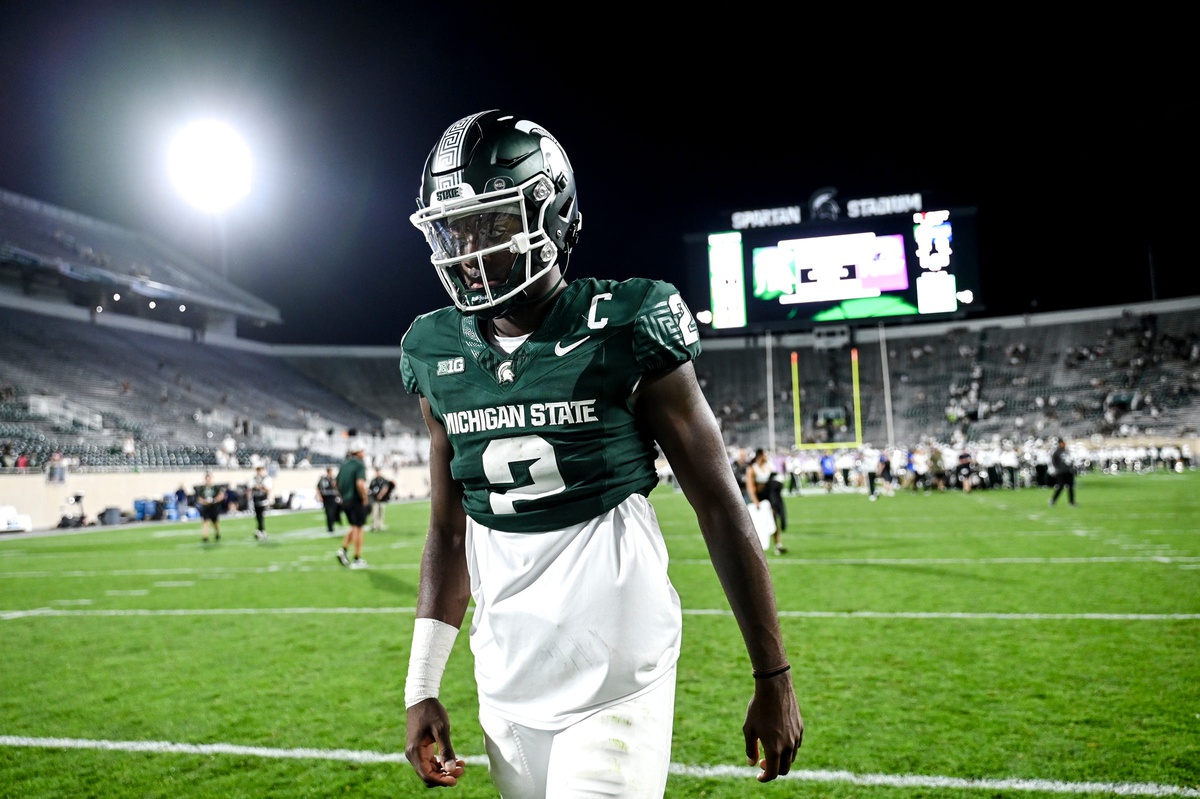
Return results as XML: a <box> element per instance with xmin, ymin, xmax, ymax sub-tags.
<box><xmin>631</xmin><ymin>280</ymin><xmax>702</xmax><ymax>372</ymax></box>
<box><xmin>398</xmin><ymin>319</ymin><xmax>425</xmax><ymax>396</ymax></box>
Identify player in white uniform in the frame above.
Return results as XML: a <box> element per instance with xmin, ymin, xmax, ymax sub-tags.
<box><xmin>400</xmin><ymin>110</ymin><xmax>803</xmax><ymax>798</ymax></box>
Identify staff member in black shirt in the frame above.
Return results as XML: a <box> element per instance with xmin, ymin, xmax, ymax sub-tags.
<box><xmin>317</xmin><ymin>466</ymin><xmax>341</xmax><ymax>533</ymax></box>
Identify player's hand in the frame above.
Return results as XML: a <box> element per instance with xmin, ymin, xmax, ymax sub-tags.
<box><xmin>406</xmin><ymin>698</ymin><xmax>466</xmax><ymax>788</ymax></box>
<box><xmin>743</xmin><ymin>671</ymin><xmax>803</xmax><ymax>782</ymax></box>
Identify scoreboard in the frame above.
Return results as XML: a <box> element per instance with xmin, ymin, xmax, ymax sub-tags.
<box><xmin>684</xmin><ymin>190</ymin><xmax>982</xmax><ymax>335</ymax></box>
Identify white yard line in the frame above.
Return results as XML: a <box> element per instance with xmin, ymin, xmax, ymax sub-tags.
<box><xmin>0</xmin><ymin>735</ymin><xmax>1195</xmax><ymax>796</ymax></box>
<box><xmin>3</xmin><ymin>606</ymin><xmax>1198</xmax><ymax>621</ymax></box>
<box><xmin>673</xmin><ymin>556</ymin><xmax>1200</xmax><ymax>565</ymax></box>
<box><xmin>0</xmin><ymin>554</ymin><xmax>1197</xmax><ymax>581</ymax></box>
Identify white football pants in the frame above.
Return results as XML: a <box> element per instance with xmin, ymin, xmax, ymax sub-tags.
<box><xmin>478</xmin><ymin>667</ymin><xmax>676</xmax><ymax>799</ymax></box>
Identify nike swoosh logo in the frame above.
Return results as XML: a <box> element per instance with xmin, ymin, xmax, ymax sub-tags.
<box><xmin>554</xmin><ymin>336</ymin><xmax>590</xmax><ymax>356</ymax></box>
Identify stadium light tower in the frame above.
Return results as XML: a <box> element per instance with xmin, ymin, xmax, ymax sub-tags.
<box><xmin>167</xmin><ymin>119</ymin><xmax>252</xmax><ymax>277</ymax></box>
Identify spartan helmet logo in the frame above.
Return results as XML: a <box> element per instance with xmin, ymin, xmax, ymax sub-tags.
<box><xmin>810</xmin><ymin>187</ymin><xmax>840</xmax><ymax>221</ymax></box>
<box><xmin>496</xmin><ymin>360</ymin><xmax>515</xmax><ymax>383</ymax></box>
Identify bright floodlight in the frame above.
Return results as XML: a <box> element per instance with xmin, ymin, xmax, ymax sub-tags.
<box><xmin>168</xmin><ymin>120</ymin><xmax>252</xmax><ymax>214</ymax></box>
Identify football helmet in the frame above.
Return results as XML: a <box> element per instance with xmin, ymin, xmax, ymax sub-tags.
<box><xmin>410</xmin><ymin>110</ymin><xmax>581</xmax><ymax>317</ymax></box>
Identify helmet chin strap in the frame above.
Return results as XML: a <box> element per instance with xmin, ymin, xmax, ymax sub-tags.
<box><xmin>488</xmin><ymin>249</ymin><xmax>569</xmax><ymax>321</ymax></box>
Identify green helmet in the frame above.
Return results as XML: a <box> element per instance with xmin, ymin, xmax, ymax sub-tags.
<box><xmin>410</xmin><ymin>110</ymin><xmax>582</xmax><ymax>317</ymax></box>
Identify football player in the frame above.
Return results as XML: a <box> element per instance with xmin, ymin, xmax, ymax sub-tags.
<box><xmin>400</xmin><ymin>110</ymin><xmax>803</xmax><ymax>797</ymax></box>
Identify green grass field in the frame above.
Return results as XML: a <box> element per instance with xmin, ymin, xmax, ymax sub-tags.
<box><xmin>2</xmin><ymin>470</ymin><xmax>1198</xmax><ymax>798</ymax></box>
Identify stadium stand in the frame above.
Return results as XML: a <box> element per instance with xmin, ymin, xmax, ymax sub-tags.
<box><xmin>279</xmin><ymin>351</ymin><xmax>423</xmax><ymax>433</ymax></box>
<box><xmin>0</xmin><ymin>186</ymin><xmax>280</xmax><ymax>334</ymax></box>
<box><xmin>700</xmin><ymin>298</ymin><xmax>1200</xmax><ymax>452</ymax></box>
<box><xmin>0</xmin><ymin>303</ymin><xmax>386</xmax><ymax>469</ymax></box>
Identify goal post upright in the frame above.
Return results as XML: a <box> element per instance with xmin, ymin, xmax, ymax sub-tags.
<box><xmin>790</xmin><ymin>346</ymin><xmax>863</xmax><ymax>451</ymax></box>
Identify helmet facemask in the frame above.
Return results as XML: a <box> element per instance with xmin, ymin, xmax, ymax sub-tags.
<box><xmin>411</xmin><ymin>175</ymin><xmax>561</xmax><ymax>317</ymax></box>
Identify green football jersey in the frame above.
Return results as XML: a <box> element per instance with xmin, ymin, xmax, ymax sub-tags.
<box><xmin>336</xmin><ymin>457</ymin><xmax>366</xmax><ymax>503</ymax></box>
<box><xmin>400</xmin><ymin>277</ymin><xmax>701</xmax><ymax>533</ymax></box>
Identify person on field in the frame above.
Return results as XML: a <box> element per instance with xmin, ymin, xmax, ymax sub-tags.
<box><xmin>317</xmin><ymin>466</ymin><xmax>341</xmax><ymax>533</ymax></box>
<box><xmin>196</xmin><ymin>472</ymin><xmax>225</xmax><ymax>543</ymax></box>
<box><xmin>1049</xmin><ymin>438</ymin><xmax>1077</xmax><ymax>507</ymax></box>
<box><xmin>400</xmin><ymin>110</ymin><xmax>802</xmax><ymax>797</ymax></box>
<box><xmin>335</xmin><ymin>445</ymin><xmax>370</xmax><ymax>568</ymax></box>
<box><xmin>250</xmin><ymin>465</ymin><xmax>272</xmax><ymax>540</ymax></box>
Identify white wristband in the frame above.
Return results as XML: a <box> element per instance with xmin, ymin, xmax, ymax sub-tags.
<box><xmin>404</xmin><ymin>617</ymin><xmax>458</xmax><ymax>709</ymax></box>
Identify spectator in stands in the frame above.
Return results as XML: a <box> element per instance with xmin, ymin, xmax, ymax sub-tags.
<box><xmin>196</xmin><ymin>472</ymin><xmax>225</xmax><ymax>543</ymax></box>
<box><xmin>250</xmin><ymin>465</ymin><xmax>272</xmax><ymax>541</ymax></box>
<box><xmin>368</xmin><ymin>467</ymin><xmax>395</xmax><ymax>532</ymax></box>
<box><xmin>317</xmin><ymin>466</ymin><xmax>341</xmax><ymax>533</ymax></box>
<box><xmin>335</xmin><ymin>444</ymin><xmax>370</xmax><ymax>569</ymax></box>
<box><xmin>1049</xmin><ymin>438</ymin><xmax>1077</xmax><ymax>507</ymax></box>
<box><xmin>46</xmin><ymin>449</ymin><xmax>65</xmax><ymax>483</ymax></box>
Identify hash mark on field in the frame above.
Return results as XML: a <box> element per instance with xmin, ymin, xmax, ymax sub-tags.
<box><xmin>0</xmin><ymin>736</ymin><xmax>1195</xmax><ymax>796</ymax></box>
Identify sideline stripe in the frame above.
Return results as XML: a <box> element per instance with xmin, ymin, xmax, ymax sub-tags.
<box><xmin>3</xmin><ymin>607</ymin><xmax>1198</xmax><ymax>622</ymax></box>
<box><xmin>1</xmin><ymin>736</ymin><xmax>1195</xmax><ymax>796</ymax></box>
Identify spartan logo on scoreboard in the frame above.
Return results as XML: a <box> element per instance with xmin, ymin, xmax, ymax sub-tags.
<box><xmin>810</xmin><ymin>187</ymin><xmax>840</xmax><ymax>222</ymax></box>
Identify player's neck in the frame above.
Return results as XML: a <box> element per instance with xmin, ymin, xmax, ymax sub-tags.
<box><xmin>490</xmin><ymin>279</ymin><xmax>567</xmax><ymax>337</ymax></box>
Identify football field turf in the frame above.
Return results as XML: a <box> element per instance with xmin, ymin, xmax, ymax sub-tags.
<box><xmin>2</xmin><ymin>470</ymin><xmax>1198</xmax><ymax>797</ymax></box>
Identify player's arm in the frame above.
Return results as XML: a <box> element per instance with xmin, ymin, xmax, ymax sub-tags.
<box><xmin>404</xmin><ymin>395</ymin><xmax>469</xmax><ymax>788</ymax></box>
<box><xmin>637</xmin><ymin>361</ymin><xmax>804</xmax><ymax>783</ymax></box>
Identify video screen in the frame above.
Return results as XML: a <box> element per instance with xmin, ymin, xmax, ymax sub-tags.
<box><xmin>688</xmin><ymin>206</ymin><xmax>981</xmax><ymax>334</ymax></box>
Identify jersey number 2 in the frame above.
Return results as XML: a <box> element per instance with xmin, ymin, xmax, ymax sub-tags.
<box><xmin>482</xmin><ymin>435</ymin><xmax>566</xmax><ymax>514</ymax></box>
<box><xmin>668</xmin><ymin>293</ymin><xmax>700</xmax><ymax>345</ymax></box>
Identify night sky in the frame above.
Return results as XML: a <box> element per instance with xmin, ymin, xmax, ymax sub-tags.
<box><xmin>0</xmin><ymin>2</ymin><xmax>1192</xmax><ymax>346</ymax></box>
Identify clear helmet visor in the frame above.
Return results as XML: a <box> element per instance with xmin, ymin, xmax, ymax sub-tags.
<box><xmin>411</xmin><ymin>182</ymin><xmax>557</xmax><ymax>314</ymax></box>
